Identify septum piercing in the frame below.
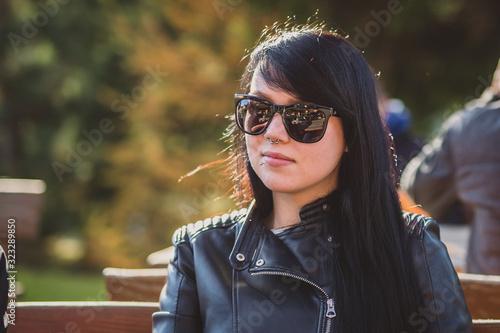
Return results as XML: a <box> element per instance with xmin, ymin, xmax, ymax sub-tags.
<box><xmin>268</xmin><ymin>138</ymin><xmax>279</xmax><ymax>145</ymax></box>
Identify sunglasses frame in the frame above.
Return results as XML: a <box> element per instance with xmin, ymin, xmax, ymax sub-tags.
<box><xmin>234</xmin><ymin>94</ymin><xmax>340</xmax><ymax>143</ymax></box>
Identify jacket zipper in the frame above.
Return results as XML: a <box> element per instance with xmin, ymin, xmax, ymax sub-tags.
<box><xmin>251</xmin><ymin>271</ymin><xmax>335</xmax><ymax>333</ymax></box>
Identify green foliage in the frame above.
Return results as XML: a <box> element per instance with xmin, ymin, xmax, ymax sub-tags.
<box><xmin>16</xmin><ymin>265</ymin><xmax>105</xmax><ymax>301</ymax></box>
<box><xmin>1</xmin><ymin>0</ymin><xmax>499</xmax><ymax>268</ymax></box>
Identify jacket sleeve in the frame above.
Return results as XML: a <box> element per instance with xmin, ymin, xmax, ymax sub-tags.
<box><xmin>153</xmin><ymin>229</ymin><xmax>203</xmax><ymax>333</ymax></box>
<box><xmin>407</xmin><ymin>214</ymin><xmax>472</xmax><ymax>332</ymax></box>
<box><xmin>400</xmin><ymin>114</ymin><xmax>461</xmax><ymax>221</ymax></box>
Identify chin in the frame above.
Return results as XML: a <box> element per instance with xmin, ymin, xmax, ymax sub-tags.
<box><xmin>262</xmin><ymin>181</ymin><xmax>295</xmax><ymax>194</ymax></box>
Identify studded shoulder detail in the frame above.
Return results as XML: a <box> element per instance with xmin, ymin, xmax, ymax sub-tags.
<box><xmin>403</xmin><ymin>211</ymin><xmax>437</xmax><ymax>239</ymax></box>
<box><xmin>172</xmin><ymin>208</ymin><xmax>248</xmax><ymax>245</ymax></box>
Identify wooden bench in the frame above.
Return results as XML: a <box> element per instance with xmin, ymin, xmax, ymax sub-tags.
<box><xmin>4</xmin><ymin>301</ymin><xmax>500</xmax><ymax>332</ymax></box>
<box><xmin>102</xmin><ymin>268</ymin><xmax>500</xmax><ymax>321</ymax></box>
<box><xmin>458</xmin><ymin>272</ymin><xmax>500</xmax><ymax>319</ymax></box>
<box><xmin>6</xmin><ymin>301</ymin><xmax>158</xmax><ymax>333</ymax></box>
<box><xmin>473</xmin><ymin>320</ymin><xmax>500</xmax><ymax>332</ymax></box>
<box><xmin>147</xmin><ymin>246</ymin><xmax>175</xmax><ymax>267</ymax></box>
<box><xmin>103</xmin><ymin>267</ymin><xmax>168</xmax><ymax>302</ymax></box>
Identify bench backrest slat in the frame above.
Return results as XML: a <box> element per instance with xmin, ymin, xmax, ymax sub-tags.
<box><xmin>5</xmin><ymin>301</ymin><xmax>500</xmax><ymax>332</ymax></box>
<box><xmin>458</xmin><ymin>272</ymin><xmax>500</xmax><ymax>319</ymax></box>
<box><xmin>7</xmin><ymin>301</ymin><xmax>158</xmax><ymax>333</ymax></box>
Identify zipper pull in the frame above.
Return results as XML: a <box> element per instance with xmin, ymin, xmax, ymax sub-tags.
<box><xmin>326</xmin><ymin>298</ymin><xmax>336</xmax><ymax>318</ymax></box>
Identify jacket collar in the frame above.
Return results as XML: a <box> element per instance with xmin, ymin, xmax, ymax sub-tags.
<box><xmin>229</xmin><ymin>200</ymin><xmax>262</xmax><ymax>271</ymax></box>
<box><xmin>229</xmin><ymin>192</ymin><xmax>338</xmax><ymax>277</ymax></box>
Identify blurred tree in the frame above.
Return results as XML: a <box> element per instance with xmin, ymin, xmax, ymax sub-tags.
<box><xmin>0</xmin><ymin>0</ymin><xmax>499</xmax><ymax>268</ymax></box>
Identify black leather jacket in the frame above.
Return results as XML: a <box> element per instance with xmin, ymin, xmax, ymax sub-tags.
<box><xmin>153</xmin><ymin>197</ymin><xmax>472</xmax><ymax>333</ymax></box>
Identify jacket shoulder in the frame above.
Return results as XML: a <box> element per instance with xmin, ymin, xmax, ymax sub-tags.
<box><xmin>403</xmin><ymin>212</ymin><xmax>473</xmax><ymax>330</ymax></box>
<box><xmin>403</xmin><ymin>211</ymin><xmax>439</xmax><ymax>240</ymax></box>
<box><xmin>172</xmin><ymin>208</ymin><xmax>248</xmax><ymax>245</ymax></box>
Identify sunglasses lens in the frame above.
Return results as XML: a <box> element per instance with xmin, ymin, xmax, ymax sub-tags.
<box><xmin>236</xmin><ymin>99</ymin><xmax>272</xmax><ymax>134</ymax></box>
<box><xmin>235</xmin><ymin>96</ymin><xmax>332</xmax><ymax>143</ymax></box>
<box><xmin>284</xmin><ymin>108</ymin><xmax>328</xmax><ymax>143</ymax></box>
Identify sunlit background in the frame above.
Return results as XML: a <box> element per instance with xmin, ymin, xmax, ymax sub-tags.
<box><xmin>1</xmin><ymin>0</ymin><xmax>499</xmax><ymax>300</ymax></box>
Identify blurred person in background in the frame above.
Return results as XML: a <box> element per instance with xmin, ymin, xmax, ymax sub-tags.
<box><xmin>401</xmin><ymin>58</ymin><xmax>500</xmax><ymax>275</ymax></box>
<box><xmin>153</xmin><ymin>21</ymin><xmax>472</xmax><ymax>332</ymax></box>
<box><xmin>384</xmin><ymin>98</ymin><xmax>425</xmax><ymax>177</ymax></box>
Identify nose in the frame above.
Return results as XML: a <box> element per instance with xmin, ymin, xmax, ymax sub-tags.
<box><xmin>264</xmin><ymin>112</ymin><xmax>289</xmax><ymax>143</ymax></box>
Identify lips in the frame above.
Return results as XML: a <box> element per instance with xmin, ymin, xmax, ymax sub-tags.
<box><xmin>262</xmin><ymin>151</ymin><xmax>295</xmax><ymax>167</ymax></box>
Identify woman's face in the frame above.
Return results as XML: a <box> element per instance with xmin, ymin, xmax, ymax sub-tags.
<box><xmin>246</xmin><ymin>70</ymin><xmax>347</xmax><ymax>202</ymax></box>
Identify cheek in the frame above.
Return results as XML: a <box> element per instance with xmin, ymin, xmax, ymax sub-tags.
<box><xmin>245</xmin><ymin>136</ymin><xmax>260</xmax><ymax>162</ymax></box>
<box><xmin>323</xmin><ymin>120</ymin><xmax>345</xmax><ymax>150</ymax></box>
<box><xmin>245</xmin><ymin>135</ymin><xmax>256</xmax><ymax>152</ymax></box>
<box><xmin>317</xmin><ymin>122</ymin><xmax>346</xmax><ymax>168</ymax></box>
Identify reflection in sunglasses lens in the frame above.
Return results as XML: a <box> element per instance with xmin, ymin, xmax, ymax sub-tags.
<box><xmin>236</xmin><ymin>97</ymin><xmax>330</xmax><ymax>143</ymax></box>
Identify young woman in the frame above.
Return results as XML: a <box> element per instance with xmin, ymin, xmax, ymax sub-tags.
<box><xmin>153</xmin><ymin>22</ymin><xmax>472</xmax><ymax>333</ymax></box>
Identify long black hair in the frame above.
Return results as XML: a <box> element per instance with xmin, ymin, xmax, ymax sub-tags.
<box><xmin>226</xmin><ymin>21</ymin><xmax>422</xmax><ymax>333</ymax></box>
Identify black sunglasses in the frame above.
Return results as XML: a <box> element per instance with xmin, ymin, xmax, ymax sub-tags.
<box><xmin>234</xmin><ymin>94</ymin><xmax>340</xmax><ymax>143</ymax></box>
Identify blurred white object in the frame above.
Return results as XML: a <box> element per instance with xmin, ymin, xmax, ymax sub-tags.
<box><xmin>0</xmin><ymin>178</ymin><xmax>46</xmax><ymax>240</ymax></box>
